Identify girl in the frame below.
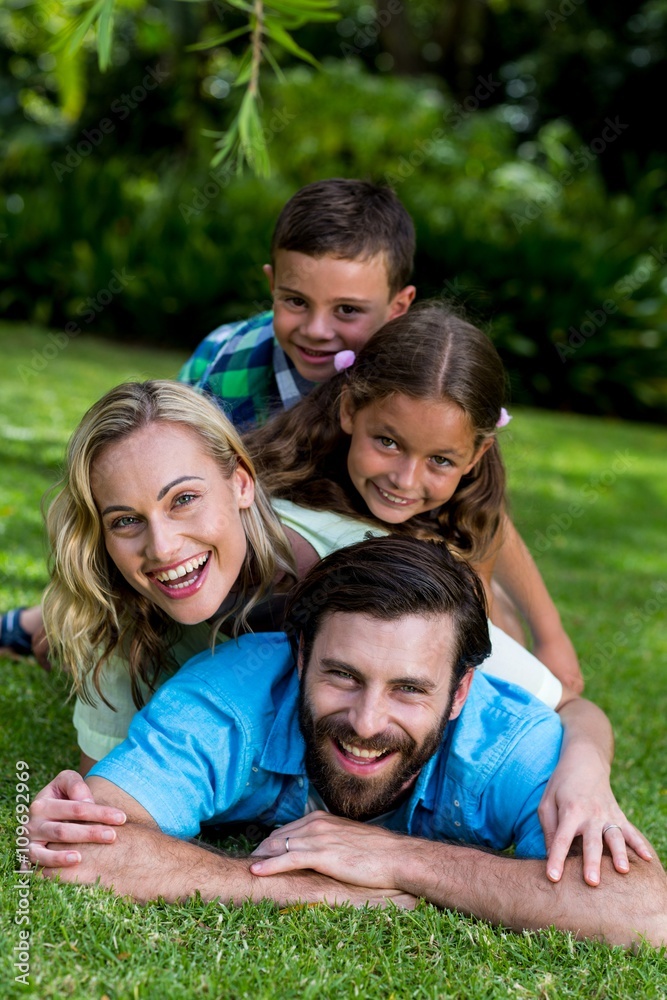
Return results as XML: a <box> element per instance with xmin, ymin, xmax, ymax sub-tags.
<box><xmin>29</xmin><ymin>372</ymin><xmax>646</xmax><ymax>885</ymax></box>
<box><xmin>245</xmin><ymin>301</ymin><xmax>579</xmax><ymax>694</ymax></box>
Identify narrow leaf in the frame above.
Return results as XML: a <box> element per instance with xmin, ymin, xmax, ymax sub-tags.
<box><xmin>97</xmin><ymin>0</ymin><xmax>115</xmax><ymax>71</ymax></box>
<box><xmin>264</xmin><ymin>17</ymin><xmax>319</xmax><ymax>67</ymax></box>
<box><xmin>186</xmin><ymin>26</ymin><xmax>251</xmax><ymax>51</ymax></box>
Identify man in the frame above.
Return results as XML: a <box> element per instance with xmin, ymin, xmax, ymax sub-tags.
<box><xmin>29</xmin><ymin>539</ymin><xmax>666</xmax><ymax>946</ymax></box>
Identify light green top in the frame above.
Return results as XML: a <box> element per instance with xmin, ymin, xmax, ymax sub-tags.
<box><xmin>73</xmin><ymin>500</ymin><xmax>561</xmax><ymax>760</ymax></box>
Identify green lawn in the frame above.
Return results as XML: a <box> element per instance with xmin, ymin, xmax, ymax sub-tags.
<box><xmin>1</xmin><ymin>324</ymin><xmax>666</xmax><ymax>998</ymax></box>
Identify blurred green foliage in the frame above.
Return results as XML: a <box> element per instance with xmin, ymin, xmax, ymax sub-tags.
<box><xmin>0</xmin><ymin>2</ymin><xmax>665</xmax><ymax>421</ymax></box>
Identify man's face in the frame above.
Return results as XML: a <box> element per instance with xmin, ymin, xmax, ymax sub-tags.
<box><xmin>265</xmin><ymin>250</ymin><xmax>416</xmax><ymax>383</ymax></box>
<box><xmin>298</xmin><ymin>612</ymin><xmax>472</xmax><ymax>821</ymax></box>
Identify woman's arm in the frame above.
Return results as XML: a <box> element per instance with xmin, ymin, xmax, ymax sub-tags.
<box><xmin>490</xmin><ymin>517</ymin><xmax>584</xmax><ymax>692</ymax></box>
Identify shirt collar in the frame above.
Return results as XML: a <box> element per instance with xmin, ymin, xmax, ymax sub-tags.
<box><xmin>259</xmin><ymin>667</ymin><xmax>308</xmax><ymax>778</ymax></box>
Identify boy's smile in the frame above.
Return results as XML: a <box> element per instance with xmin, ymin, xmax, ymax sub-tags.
<box><xmin>265</xmin><ymin>250</ymin><xmax>415</xmax><ymax>383</ymax></box>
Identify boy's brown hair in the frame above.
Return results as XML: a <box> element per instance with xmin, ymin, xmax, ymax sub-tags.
<box><xmin>271</xmin><ymin>178</ymin><xmax>415</xmax><ymax>296</ymax></box>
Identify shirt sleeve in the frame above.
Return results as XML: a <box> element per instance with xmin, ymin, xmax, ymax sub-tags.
<box><xmin>177</xmin><ymin>324</ymin><xmax>234</xmax><ymax>387</ymax></box>
<box><xmin>89</xmin><ymin>667</ymin><xmax>251</xmax><ymax>839</ymax></box>
<box><xmin>483</xmin><ymin>710</ymin><xmax>564</xmax><ymax>858</ymax></box>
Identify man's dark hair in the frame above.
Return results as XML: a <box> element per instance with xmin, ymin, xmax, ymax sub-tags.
<box><xmin>283</xmin><ymin>537</ymin><xmax>491</xmax><ymax>686</ymax></box>
<box><xmin>270</xmin><ymin>178</ymin><xmax>415</xmax><ymax>296</ymax></box>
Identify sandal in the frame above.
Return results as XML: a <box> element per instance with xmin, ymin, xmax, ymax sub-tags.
<box><xmin>0</xmin><ymin>608</ymin><xmax>33</xmax><ymax>658</ymax></box>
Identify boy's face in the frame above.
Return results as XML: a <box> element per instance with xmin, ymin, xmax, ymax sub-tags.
<box><xmin>264</xmin><ymin>250</ymin><xmax>416</xmax><ymax>383</ymax></box>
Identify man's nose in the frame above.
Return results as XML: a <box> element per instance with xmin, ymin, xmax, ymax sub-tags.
<box><xmin>349</xmin><ymin>690</ymin><xmax>389</xmax><ymax>740</ymax></box>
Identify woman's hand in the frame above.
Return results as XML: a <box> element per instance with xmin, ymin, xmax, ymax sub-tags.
<box><xmin>28</xmin><ymin>769</ymin><xmax>126</xmax><ymax>869</ymax></box>
<box><xmin>539</xmin><ymin>757</ymin><xmax>652</xmax><ymax>886</ymax></box>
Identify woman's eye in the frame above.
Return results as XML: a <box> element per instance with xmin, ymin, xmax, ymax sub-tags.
<box><xmin>111</xmin><ymin>515</ymin><xmax>139</xmax><ymax>529</ymax></box>
<box><xmin>174</xmin><ymin>493</ymin><xmax>197</xmax><ymax>507</ymax></box>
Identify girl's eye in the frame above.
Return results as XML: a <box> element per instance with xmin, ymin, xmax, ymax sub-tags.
<box><xmin>378</xmin><ymin>436</ymin><xmax>397</xmax><ymax>449</ymax></box>
<box><xmin>285</xmin><ymin>296</ymin><xmax>306</xmax><ymax>308</ymax></box>
<box><xmin>431</xmin><ymin>456</ymin><xmax>452</xmax><ymax>467</ymax></box>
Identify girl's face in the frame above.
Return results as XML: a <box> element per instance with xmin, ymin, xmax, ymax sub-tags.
<box><xmin>91</xmin><ymin>422</ymin><xmax>255</xmax><ymax>625</ymax></box>
<box><xmin>340</xmin><ymin>393</ymin><xmax>493</xmax><ymax>524</ymax></box>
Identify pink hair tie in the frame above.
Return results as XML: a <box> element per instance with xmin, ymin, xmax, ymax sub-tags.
<box><xmin>496</xmin><ymin>407</ymin><xmax>512</xmax><ymax>428</ymax></box>
<box><xmin>334</xmin><ymin>350</ymin><xmax>356</xmax><ymax>372</ymax></box>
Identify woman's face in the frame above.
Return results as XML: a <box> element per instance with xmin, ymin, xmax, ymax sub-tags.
<box><xmin>91</xmin><ymin>422</ymin><xmax>255</xmax><ymax>624</ymax></box>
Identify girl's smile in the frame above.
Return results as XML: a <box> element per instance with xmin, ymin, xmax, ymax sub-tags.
<box><xmin>340</xmin><ymin>393</ymin><xmax>493</xmax><ymax>524</ymax></box>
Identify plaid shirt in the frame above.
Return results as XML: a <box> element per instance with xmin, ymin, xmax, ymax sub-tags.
<box><xmin>177</xmin><ymin>311</ymin><xmax>305</xmax><ymax>429</ymax></box>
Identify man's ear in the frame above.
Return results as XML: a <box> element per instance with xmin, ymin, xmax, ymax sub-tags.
<box><xmin>448</xmin><ymin>669</ymin><xmax>474</xmax><ymax>721</ymax></box>
<box><xmin>339</xmin><ymin>388</ymin><xmax>355</xmax><ymax>435</ymax></box>
<box><xmin>463</xmin><ymin>436</ymin><xmax>495</xmax><ymax>476</ymax></box>
<box><xmin>262</xmin><ymin>263</ymin><xmax>275</xmax><ymax>293</ymax></box>
<box><xmin>387</xmin><ymin>284</ymin><xmax>416</xmax><ymax>320</ymax></box>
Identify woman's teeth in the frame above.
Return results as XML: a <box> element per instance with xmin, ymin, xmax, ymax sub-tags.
<box><xmin>155</xmin><ymin>554</ymin><xmax>208</xmax><ymax>584</ymax></box>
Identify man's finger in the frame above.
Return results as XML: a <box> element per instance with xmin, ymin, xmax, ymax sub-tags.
<box><xmin>251</xmin><ymin>852</ymin><xmax>313</xmax><ymax>877</ymax></box>
<box><xmin>582</xmin><ymin>830</ymin><xmax>604</xmax><ymax>887</ymax></box>
<box><xmin>30</xmin><ymin>821</ymin><xmax>118</xmax><ymax>846</ymax></box>
<box><xmin>604</xmin><ymin>827</ymin><xmax>630</xmax><ymax>875</ymax></box>
<box><xmin>546</xmin><ymin>825</ymin><xmax>579</xmax><ymax>882</ymax></box>
<box><xmin>623</xmin><ymin>826</ymin><xmax>653</xmax><ymax>862</ymax></box>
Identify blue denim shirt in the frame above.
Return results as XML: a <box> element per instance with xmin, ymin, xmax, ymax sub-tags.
<box><xmin>91</xmin><ymin>633</ymin><xmax>563</xmax><ymax>859</ymax></box>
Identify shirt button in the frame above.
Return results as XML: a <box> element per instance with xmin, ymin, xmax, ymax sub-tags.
<box><xmin>454</xmin><ymin>800</ymin><xmax>460</xmax><ymax>808</ymax></box>
<box><xmin>454</xmin><ymin>821</ymin><xmax>461</xmax><ymax>827</ymax></box>
<box><xmin>252</xmin><ymin>766</ymin><xmax>258</xmax><ymax>772</ymax></box>
<box><xmin>297</xmin><ymin>777</ymin><xmax>304</xmax><ymax>788</ymax></box>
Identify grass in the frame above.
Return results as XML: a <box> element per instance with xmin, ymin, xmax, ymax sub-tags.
<box><xmin>1</xmin><ymin>323</ymin><xmax>666</xmax><ymax>998</ymax></box>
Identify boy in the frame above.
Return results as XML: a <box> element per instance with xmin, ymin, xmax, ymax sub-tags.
<box><xmin>177</xmin><ymin>178</ymin><xmax>416</xmax><ymax>426</ymax></box>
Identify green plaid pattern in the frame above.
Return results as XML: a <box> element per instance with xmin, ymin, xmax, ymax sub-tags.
<box><xmin>177</xmin><ymin>311</ymin><xmax>302</xmax><ymax>428</ymax></box>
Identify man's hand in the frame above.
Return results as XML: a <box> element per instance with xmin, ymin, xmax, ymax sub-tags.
<box><xmin>28</xmin><ymin>769</ymin><xmax>126</xmax><ymax>869</ymax></box>
<box><xmin>250</xmin><ymin>812</ymin><xmax>411</xmax><ymax>889</ymax></box>
<box><xmin>38</xmin><ymin>822</ymin><xmax>417</xmax><ymax>910</ymax></box>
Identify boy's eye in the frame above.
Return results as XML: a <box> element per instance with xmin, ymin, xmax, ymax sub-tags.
<box><xmin>285</xmin><ymin>296</ymin><xmax>307</xmax><ymax>308</ymax></box>
<box><xmin>337</xmin><ymin>304</ymin><xmax>361</xmax><ymax>316</ymax></box>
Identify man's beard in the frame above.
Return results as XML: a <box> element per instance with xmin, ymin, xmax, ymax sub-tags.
<box><xmin>298</xmin><ymin>688</ymin><xmax>454</xmax><ymax>822</ymax></box>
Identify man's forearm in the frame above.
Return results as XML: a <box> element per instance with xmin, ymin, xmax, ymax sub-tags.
<box><xmin>398</xmin><ymin>839</ymin><xmax>667</xmax><ymax>947</ymax></box>
<box><xmin>52</xmin><ymin>821</ymin><xmax>411</xmax><ymax>909</ymax></box>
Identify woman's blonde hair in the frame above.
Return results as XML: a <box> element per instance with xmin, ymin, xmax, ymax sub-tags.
<box><xmin>43</xmin><ymin>380</ymin><xmax>295</xmax><ymax>707</ymax></box>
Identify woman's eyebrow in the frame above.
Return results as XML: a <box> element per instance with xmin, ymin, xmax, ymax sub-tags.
<box><xmin>157</xmin><ymin>476</ymin><xmax>204</xmax><ymax>500</ymax></box>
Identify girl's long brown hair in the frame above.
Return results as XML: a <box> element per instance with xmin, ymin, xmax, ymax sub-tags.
<box><xmin>246</xmin><ymin>302</ymin><xmax>508</xmax><ymax>563</ymax></box>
